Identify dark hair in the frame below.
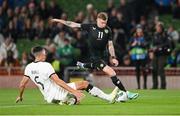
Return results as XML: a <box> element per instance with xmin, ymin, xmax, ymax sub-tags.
<box><xmin>97</xmin><ymin>12</ymin><xmax>108</xmax><ymax>21</ymax></box>
<box><xmin>31</xmin><ymin>46</ymin><xmax>45</xmax><ymax>56</ymax></box>
<box><xmin>156</xmin><ymin>22</ymin><xmax>164</xmax><ymax>32</ymax></box>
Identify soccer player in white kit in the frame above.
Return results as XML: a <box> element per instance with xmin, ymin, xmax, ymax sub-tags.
<box><xmin>16</xmin><ymin>46</ymin><xmax>119</xmax><ymax>105</ymax></box>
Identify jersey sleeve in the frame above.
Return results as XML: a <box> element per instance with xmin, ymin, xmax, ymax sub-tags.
<box><xmin>81</xmin><ymin>24</ymin><xmax>91</xmax><ymax>31</ymax></box>
<box><xmin>45</xmin><ymin>63</ymin><xmax>56</xmax><ymax>78</ymax></box>
<box><xmin>24</xmin><ymin>65</ymin><xmax>30</xmax><ymax>78</ymax></box>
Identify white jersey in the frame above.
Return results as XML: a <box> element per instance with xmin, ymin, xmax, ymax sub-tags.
<box><xmin>24</xmin><ymin>61</ymin><xmax>73</xmax><ymax>103</ymax></box>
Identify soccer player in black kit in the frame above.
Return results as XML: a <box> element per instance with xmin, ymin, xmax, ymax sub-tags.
<box><xmin>51</xmin><ymin>12</ymin><xmax>139</xmax><ymax>100</ymax></box>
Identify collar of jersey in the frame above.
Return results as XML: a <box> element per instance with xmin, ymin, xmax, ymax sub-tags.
<box><xmin>33</xmin><ymin>61</ymin><xmax>42</xmax><ymax>63</ymax></box>
<box><xmin>96</xmin><ymin>24</ymin><xmax>106</xmax><ymax>30</ymax></box>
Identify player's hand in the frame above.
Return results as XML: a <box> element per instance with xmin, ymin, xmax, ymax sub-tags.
<box><xmin>110</xmin><ymin>58</ymin><xmax>119</xmax><ymax>66</ymax></box>
<box><xmin>73</xmin><ymin>91</ymin><xmax>85</xmax><ymax>104</ymax></box>
<box><xmin>16</xmin><ymin>96</ymin><xmax>23</xmax><ymax>103</ymax></box>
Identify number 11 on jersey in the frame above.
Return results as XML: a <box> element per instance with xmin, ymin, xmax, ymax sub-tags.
<box><xmin>98</xmin><ymin>32</ymin><xmax>103</xmax><ymax>39</ymax></box>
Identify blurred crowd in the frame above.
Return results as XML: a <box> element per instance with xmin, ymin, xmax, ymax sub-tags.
<box><xmin>0</xmin><ymin>0</ymin><xmax>180</xmax><ymax>78</ymax></box>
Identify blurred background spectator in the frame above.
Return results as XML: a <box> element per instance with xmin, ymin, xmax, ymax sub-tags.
<box><xmin>151</xmin><ymin>22</ymin><xmax>173</xmax><ymax>89</ymax></box>
<box><xmin>0</xmin><ymin>36</ymin><xmax>19</xmax><ymax>67</ymax></box>
<box><xmin>129</xmin><ymin>27</ymin><xmax>149</xmax><ymax>89</ymax></box>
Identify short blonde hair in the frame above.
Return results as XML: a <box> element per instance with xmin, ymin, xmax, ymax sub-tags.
<box><xmin>97</xmin><ymin>12</ymin><xmax>108</xmax><ymax>21</ymax></box>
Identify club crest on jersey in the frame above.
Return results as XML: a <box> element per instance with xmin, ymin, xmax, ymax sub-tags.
<box><xmin>104</xmin><ymin>29</ymin><xmax>108</xmax><ymax>33</ymax></box>
<box><xmin>100</xmin><ymin>63</ymin><xmax>104</xmax><ymax>68</ymax></box>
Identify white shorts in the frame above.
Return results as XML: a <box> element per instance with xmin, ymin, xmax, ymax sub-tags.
<box><xmin>52</xmin><ymin>82</ymin><xmax>77</xmax><ymax>102</ymax></box>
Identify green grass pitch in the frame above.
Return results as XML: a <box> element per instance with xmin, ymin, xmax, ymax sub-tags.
<box><xmin>0</xmin><ymin>89</ymin><xmax>180</xmax><ymax>115</ymax></box>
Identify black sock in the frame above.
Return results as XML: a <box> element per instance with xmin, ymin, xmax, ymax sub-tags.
<box><xmin>111</xmin><ymin>76</ymin><xmax>126</xmax><ymax>92</ymax></box>
<box><xmin>85</xmin><ymin>84</ymin><xmax>94</xmax><ymax>92</ymax></box>
<box><xmin>84</xmin><ymin>63</ymin><xmax>93</xmax><ymax>69</ymax></box>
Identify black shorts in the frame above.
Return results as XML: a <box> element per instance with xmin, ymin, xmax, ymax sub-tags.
<box><xmin>91</xmin><ymin>59</ymin><xmax>107</xmax><ymax>70</ymax></box>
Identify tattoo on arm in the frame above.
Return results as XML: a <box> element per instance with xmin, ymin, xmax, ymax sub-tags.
<box><xmin>64</xmin><ymin>21</ymin><xmax>81</xmax><ymax>28</ymax></box>
<box><xmin>65</xmin><ymin>21</ymin><xmax>72</xmax><ymax>26</ymax></box>
<box><xmin>108</xmin><ymin>41</ymin><xmax>116</xmax><ymax>57</ymax></box>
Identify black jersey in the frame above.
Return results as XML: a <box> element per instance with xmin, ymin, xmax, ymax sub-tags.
<box><xmin>81</xmin><ymin>24</ymin><xmax>112</xmax><ymax>59</ymax></box>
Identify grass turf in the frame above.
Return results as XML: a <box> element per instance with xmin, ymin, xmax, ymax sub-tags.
<box><xmin>0</xmin><ymin>89</ymin><xmax>180</xmax><ymax>115</ymax></box>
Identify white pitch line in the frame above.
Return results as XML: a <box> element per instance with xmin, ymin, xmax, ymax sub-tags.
<box><xmin>0</xmin><ymin>104</ymin><xmax>37</xmax><ymax>108</ymax></box>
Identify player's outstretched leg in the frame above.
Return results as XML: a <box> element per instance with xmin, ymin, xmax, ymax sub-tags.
<box><xmin>74</xmin><ymin>81</ymin><xmax>119</xmax><ymax>103</ymax></box>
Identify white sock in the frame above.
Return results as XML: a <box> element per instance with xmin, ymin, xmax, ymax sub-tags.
<box><xmin>88</xmin><ymin>87</ymin><xmax>111</xmax><ymax>101</ymax></box>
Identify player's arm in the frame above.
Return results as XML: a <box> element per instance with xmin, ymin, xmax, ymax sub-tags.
<box><xmin>51</xmin><ymin>19</ymin><xmax>81</xmax><ymax>28</ymax></box>
<box><xmin>50</xmin><ymin>74</ymin><xmax>85</xmax><ymax>102</ymax></box>
<box><xmin>16</xmin><ymin>76</ymin><xmax>29</xmax><ymax>103</ymax></box>
<box><xmin>108</xmin><ymin>41</ymin><xmax>116</xmax><ymax>58</ymax></box>
<box><xmin>108</xmin><ymin>41</ymin><xmax>119</xmax><ymax>66</ymax></box>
